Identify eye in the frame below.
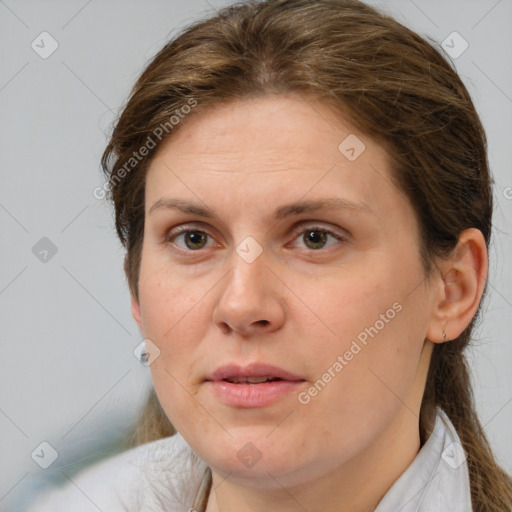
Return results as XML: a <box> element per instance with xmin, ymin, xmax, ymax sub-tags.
<box><xmin>290</xmin><ymin>225</ymin><xmax>347</xmax><ymax>251</ymax></box>
<box><xmin>166</xmin><ymin>227</ymin><xmax>215</xmax><ymax>252</ymax></box>
<box><xmin>165</xmin><ymin>224</ymin><xmax>348</xmax><ymax>254</ymax></box>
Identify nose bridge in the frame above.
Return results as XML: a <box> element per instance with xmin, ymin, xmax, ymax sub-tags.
<box><xmin>225</xmin><ymin>235</ymin><xmax>268</xmax><ymax>301</ymax></box>
<box><xmin>225</xmin><ymin>211</ymin><xmax>269</xmax><ymax>284</ymax></box>
<box><xmin>213</xmin><ymin>234</ymin><xmax>285</xmax><ymax>335</ymax></box>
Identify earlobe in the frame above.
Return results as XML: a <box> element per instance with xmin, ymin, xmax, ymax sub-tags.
<box><xmin>426</xmin><ymin>228</ymin><xmax>488</xmax><ymax>344</ymax></box>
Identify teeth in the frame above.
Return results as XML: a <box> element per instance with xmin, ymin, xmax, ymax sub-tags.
<box><xmin>227</xmin><ymin>376</ymin><xmax>276</xmax><ymax>384</ymax></box>
<box><xmin>247</xmin><ymin>376</ymin><xmax>271</xmax><ymax>383</ymax></box>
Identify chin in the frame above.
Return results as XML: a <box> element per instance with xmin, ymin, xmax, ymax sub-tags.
<box><xmin>195</xmin><ymin>433</ymin><xmax>317</xmax><ymax>484</ymax></box>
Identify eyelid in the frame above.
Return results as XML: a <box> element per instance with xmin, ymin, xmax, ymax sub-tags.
<box><xmin>289</xmin><ymin>221</ymin><xmax>349</xmax><ymax>241</ymax></box>
<box><xmin>167</xmin><ymin>219</ymin><xmax>349</xmax><ymax>238</ymax></box>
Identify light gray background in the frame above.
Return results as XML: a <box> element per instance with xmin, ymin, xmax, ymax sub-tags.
<box><xmin>1</xmin><ymin>0</ymin><xmax>511</xmax><ymax>510</ymax></box>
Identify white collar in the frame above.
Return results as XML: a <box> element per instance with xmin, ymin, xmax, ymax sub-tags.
<box><xmin>375</xmin><ymin>407</ymin><xmax>472</xmax><ymax>511</ymax></box>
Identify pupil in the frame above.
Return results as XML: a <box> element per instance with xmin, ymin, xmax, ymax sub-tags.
<box><xmin>305</xmin><ymin>230</ymin><xmax>326</xmax><ymax>249</ymax></box>
<box><xmin>186</xmin><ymin>231</ymin><xmax>206</xmax><ymax>249</ymax></box>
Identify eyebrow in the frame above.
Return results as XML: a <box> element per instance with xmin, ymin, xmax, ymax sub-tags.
<box><xmin>148</xmin><ymin>197</ymin><xmax>373</xmax><ymax>219</ymax></box>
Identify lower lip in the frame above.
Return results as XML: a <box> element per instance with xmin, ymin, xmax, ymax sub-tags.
<box><xmin>206</xmin><ymin>380</ymin><xmax>305</xmax><ymax>408</ymax></box>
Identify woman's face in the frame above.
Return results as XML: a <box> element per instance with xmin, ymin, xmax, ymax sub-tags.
<box><xmin>133</xmin><ymin>94</ymin><xmax>440</xmax><ymax>487</ymax></box>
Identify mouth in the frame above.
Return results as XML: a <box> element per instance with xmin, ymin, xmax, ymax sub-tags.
<box><xmin>204</xmin><ymin>363</ymin><xmax>306</xmax><ymax>408</ymax></box>
<box><xmin>221</xmin><ymin>376</ymin><xmax>285</xmax><ymax>384</ymax></box>
<box><xmin>205</xmin><ymin>362</ymin><xmax>305</xmax><ymax>384</ymax></box>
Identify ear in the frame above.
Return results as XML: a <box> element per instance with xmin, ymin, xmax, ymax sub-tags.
<box><xmin>426</xmin><ymin>228</ymin><xmax>488</xmax><ymax>344</ymax></box>
<box><xmin>124</xmin><ymin>254</ymin><xmax>142</xmax><ymax>329</ymax></box>
<box><xmin>131</xmin><ymin>294</ymin><xmax>143</xmax><ymax>329</ymax></box>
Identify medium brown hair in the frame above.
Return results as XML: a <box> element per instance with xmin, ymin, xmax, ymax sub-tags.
<box><xmin>101</xmin><ymin>0</ymin><xmax>512</xmax><ymax>509</ymax></box>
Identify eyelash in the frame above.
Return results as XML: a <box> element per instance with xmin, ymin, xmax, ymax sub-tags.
<box><xmin>165</xmin><ymin>224</ymin><xmax>348</xmax><ymax>255</ymax></box>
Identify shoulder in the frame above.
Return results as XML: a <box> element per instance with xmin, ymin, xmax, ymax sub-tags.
<box><xmin>25</xmin><ymin>433</ymin><xmax>207</xmax><ymax>512</ymax></box>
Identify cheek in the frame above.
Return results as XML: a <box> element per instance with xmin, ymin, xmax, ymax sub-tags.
<box><xmin>290</xmin><ymin>264</ymin><xmax>398</xmax><ymax>355</ymax></box>
<box><xmin>139</xmin><ymin>270</ymin><xmax>210</xmax><ymax>431</ymax></box>
<box><xmin>138</xmin><ymin>256</ymin><xmax>205</xmax><ymax>340</ymax></box>
<box><xmin>293</xmin><ymin>257</ymin><xmax>427</xmax><ymax>412</ymax></box>
<box><xmin>137</xmin><ymin>261</ymin><xmax>208</xmax><ymax>383</ymax></box>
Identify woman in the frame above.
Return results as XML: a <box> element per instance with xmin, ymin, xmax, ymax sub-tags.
<box><xmin>27</xmin><ymin>0</ymin><xmax>512</xmax><ymax>510</ymax></box>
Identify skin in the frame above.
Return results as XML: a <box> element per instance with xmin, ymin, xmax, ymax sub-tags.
<box><xmin>130</xmin><ymin>94</ymin><xmax>487</xmax><ymax>512</ymax></box>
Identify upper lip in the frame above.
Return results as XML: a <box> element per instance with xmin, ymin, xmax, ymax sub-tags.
<box><xmin>205</xmin><ymin>363</ymin><xmax>305</xmax><ymax>382</ymax></box>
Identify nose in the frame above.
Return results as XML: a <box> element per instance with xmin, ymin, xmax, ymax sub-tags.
<box><xmin>212</xmin><ymin>248</ymin><xmax>286</xmax><ymax>337</ymax></box>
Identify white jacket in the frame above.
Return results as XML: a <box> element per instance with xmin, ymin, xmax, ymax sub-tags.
<box><xmin>25</xmin><ymin>407</ymin><xmax>473</xmax><ymax>511</ymax></box>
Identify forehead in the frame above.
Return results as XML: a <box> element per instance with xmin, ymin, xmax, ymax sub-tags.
<box><xmin>152</xmin><ymin>94</ymin><xmax>379</xmax><ymax>163</ymax></box>
<box><xmin>145</xmin><ymin>94</ymin><xmax>403</xmax><ymax>218</ymax></box>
